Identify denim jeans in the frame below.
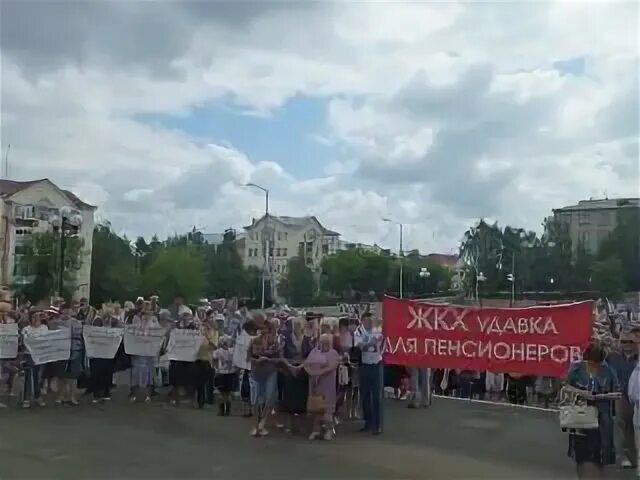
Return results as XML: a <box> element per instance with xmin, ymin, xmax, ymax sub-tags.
<box><xmin>409</xmin><ymin>367</ymin><xmax>431</xmax><ymax>407</ymax></box>
<box><xmin>23</xmin><ymin>365</ymin><xmax>41</xmax><ymax>402</ymax></box>
<box><xmin>360</xmin><ymin>362</ymin><xmax>383</xmax><ymax>431</ymax></box>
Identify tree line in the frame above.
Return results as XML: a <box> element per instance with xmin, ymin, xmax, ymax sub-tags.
<box><xmin>459</xmin><ymin>210</ymin><xmax>639</xmax><ymax>302</ymax></box>
<box><xmin>14</xmin><ymin>208</ymin><xmax>639</xmax><ymax>306</ymax></box>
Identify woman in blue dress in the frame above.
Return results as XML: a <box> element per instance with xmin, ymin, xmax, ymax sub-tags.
<box><xmin>566</xmin><ymin>342</ymin><xmax>621</xmax><ymax>478</ymax></box>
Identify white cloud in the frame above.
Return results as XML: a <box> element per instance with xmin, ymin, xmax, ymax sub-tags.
<box><xmin>1</xmin><ymin>1</ymin><xmax>637</xmax><ymax>254</ymax></box>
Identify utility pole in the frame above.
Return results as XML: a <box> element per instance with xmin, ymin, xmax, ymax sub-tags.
<box><xmin>3</xmin><ymin>144</ymin><xmax>10</xmax><ymax>179</ymax></box>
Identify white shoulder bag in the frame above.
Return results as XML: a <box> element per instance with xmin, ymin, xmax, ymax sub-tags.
<box><xmin>558</xmin><ymin>387</ymin><xmax>598</xmax><ymax>430</ymax></box>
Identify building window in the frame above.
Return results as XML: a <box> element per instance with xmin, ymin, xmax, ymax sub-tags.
<box><xmin>578</xmin><ymin>212</ymin><xmax>590</xmax><ymax>225</ymax></box>
<box><xmin>276</xmin><ymin>248</ymin><xmax>281</xmax><ymax>257</ymax></box>
<box><xmin>277</xmin><ymin>231</ymin><xmax>282</xmax><ymax>241</ymax></box>
<box><xmin>269</xmin><ymin>247</ymin><xmax>274</xmax><ymax>257</ymax></box>
<box><xmin>282</xmin><ymin>248</ymin><xmax>287</xmax><ymax>257</ymax></box>
<box><xmin>322</xmin><ymin>244</ymin><xmax>329</xmax><ymax>255</ymax></box>
<box><xmin>284</xmin><ymin>232</ymin><xmax>288</xmax><ymax>240</ymax></box>
<box><xmin>580</xmin><ymin>231</ymin><xmax>590</xmax><ymax>248</ymax></box>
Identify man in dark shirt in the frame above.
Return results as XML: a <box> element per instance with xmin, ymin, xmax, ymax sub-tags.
<box><xmin>608</xmin><ymin>331</ymin><xmax>638</xmax><ymax>468</ymax></box>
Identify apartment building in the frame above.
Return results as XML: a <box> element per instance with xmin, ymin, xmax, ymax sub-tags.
<box><xmin>0</xmin><ymin>179</ymin><xmax>96</xmax><ymax>299</ymax></box>
<box><xmin>553</xmin><ymin>197</ymin><xmax>639</xmax><ymax>253</ymax></box>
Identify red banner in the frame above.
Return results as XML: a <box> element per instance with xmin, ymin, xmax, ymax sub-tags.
<box><xmin>382</xmin><ymin>296</ymin><xmax>593</xmax><ymax>377</ymax></box>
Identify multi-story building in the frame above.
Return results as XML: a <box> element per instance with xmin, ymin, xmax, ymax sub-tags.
<box><xmin>242</xmin><ymin>215</ymin><xmax>340</xmax><ymax>297</ymax></box>
<box><xmin>553</xmin><ymin>197</ymin><xmax>639</xmax><ymax>253</ymax></box>
<box><xmin>0</xmin><ymin>179</ymin><xmax>96</xmax><ymax>299</ymax></box>
<box><xmin>337</xmin><ymin>240</ymin><xmax>391</xmax><ymax>255</ymax></box>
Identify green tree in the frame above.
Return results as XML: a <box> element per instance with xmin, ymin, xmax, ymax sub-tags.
<box><xmin>91</xmin><ymin>222</ymin><xmax>141</xmax><ymax>304</ymax></box>
<box><xmin>321</xmin><ymin>250</ymin><xmax>367</xmax><ymax>297</ymax></box>
<box><xmin>142</xmin><ymin>247</ymin><xmax>204</xmax><ymax>303</ymax></box>
<box><xmin>459</xmin><ymin>219</ymin><xmax>504</xmax><ymax>298</ymax></box>
<box><xmin>16</xmin><ymin>231</ymin><xmax>83</xmax><ymax>302</ymax></box>
<box><xmin>205</xmin><ymin>230</ymin><xmax>250</xmax><ymax>298</ymax></box>
<box><xmin>279</xmin><ymin>256</ymin><xmax>314</xmax><ymax>306</ymax></box>
<box><xmin>591</xmin><ymin>257</ymin><xmax>625</xmax><ymax>301</ymax></box>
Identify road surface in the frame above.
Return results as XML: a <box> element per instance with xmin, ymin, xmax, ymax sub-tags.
<box><xmin>0</xmin><ymin>393</ymin><xmax>617</xmax><ymax>479</ymax></box>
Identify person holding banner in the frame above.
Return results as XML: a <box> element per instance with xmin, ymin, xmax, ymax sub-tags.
<box><xmin>20</xmin><ymin>312</ymin><xmax>48</xmax><ymax>408</ymax></box>
<box><xmin>168</xmin><ymin>311</ymin><xmax>197</xmax><ymax>406</ymax></box>
<box><xmin>355</xmin><ymin>312</ymin><xmax>383</xmax><ymax>435</ymax></box>
<box><xmin>88</xmin><ymin>305</ymin><xmax>123</xmax><ymax>403</ymax></box>
<box><xmin>130</xmin><ymin>303</ymin><xmax>160</xmax><ymax>403</ymax></box>
<box><xmin>60</xmin><ymin>306</ymin><xmax>85</xmax><ymax>406</ymax></box>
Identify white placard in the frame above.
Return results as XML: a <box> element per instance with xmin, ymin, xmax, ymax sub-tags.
<box><xmin>123</xmin><ymin>326</ymin><xmax>165</xmax><ymax>357</ymax></box>
<box><xmin>83</xmin><ymin>326</ymin><xmax>124</xmax><ymax>359</ymax></box>
<box><xmin>166</xmin><ymin>329</ymin><xmax>203</xmax><ymax>362</ymax></box>
<box><xmin>0</xmin><ymin>323</ymin><xmax>18</xmax><ymax>359</ymax></box>
<box><xmin>24</xmin><ymin>327</ymin><xmax>71</xmax><ymax>365</ymax></box>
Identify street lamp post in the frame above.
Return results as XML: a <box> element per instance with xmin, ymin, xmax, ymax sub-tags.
<box><xmin>51</xmin><ymin>206</ymin><xmax>83</xmax><ymax>298</ymax></box>
<box><xmin>477</xmin><ymin>271</ymin><xmax>487</xmax><ymax>307</ymax></box>
<box><xmin>246</xmin><ymin>183</ymin><xmax>270</xmax><ymax>309</ymax></box>
<box><xmin>419</xmin><ymin>267</ymin><xmax>430</xmax><ymax>295</ymax></box>
<box><xmin>383</xmin><ymin>218</ymin><xmax>403</xmax><ymax>298</ymax></box>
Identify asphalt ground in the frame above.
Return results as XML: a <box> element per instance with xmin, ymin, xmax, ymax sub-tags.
<box><xmin>0</xmin><ymin>388</ymin><xmax>602</xmax><ymax>480</ymax></box>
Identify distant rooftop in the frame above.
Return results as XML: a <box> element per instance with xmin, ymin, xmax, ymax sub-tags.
<box><xmin>202</xmin><ymin>232</ymin><xmax>246</xmax><ymax>245</ymax></box>
<box><xmin>0</xmin><ymin>178</ymin><xmax>96</xmax><ymax>209</ymax></box>
<box><xmin>245</xmin><ymin>215</ymin><xmax>340</xmax><ymax>236</ymax></box>
<box><xmin>425</xmin><ymin>253</ymin><xmax>459</xmax><ymax>268</ymax></box>
<box><xmin>555</xmin><ymin>197</ymin><xmax>640</xmax><ymax>212</ymax></box>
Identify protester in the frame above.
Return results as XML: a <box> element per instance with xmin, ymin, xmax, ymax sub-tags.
<box><xmin>89</xmin><ymin>305</ymin><xmax>121</xmax><ymax>403</ymax></box>
<box><xmin>279</xmin><ymin>316</ymin><xmax>308</xmax><ymax>432</ymax></box>
<box><xmin>20</xmin><ymin>311</ymin><xmax>47</xmax><ymax>408</ymax></box>
<box><xmin>168</xmin><ymin>311</ymin><xmax>197</xmax><ymax>406</ymax></box>
<box><xmin>156</xmin><ymin>309</ymin><xmax>173</xmax><ymax>387</ymax></box>
<box><xmin>407</xmin><ymin>367</ymin><xmax>431</xmax><ymax>409</ymax></box>
<box><xmin>212</xmin><ymin>334</ymin><xmax>234</xmax><ymax>415</ymax></box>
<box><xmin>289</xmin><ymin>333</ymin><xmax>340</xmax><ymax>441</ymax></box>
<box><xmin>356</xmin><ymin>312</ymin><xmax>384</xmax><ymax>435</ymax></box>
<box><xmin>248</xmin><ymin>317</ymin><xmax>282</xmax><ymax>437</ymax></box>
<box><xmin>233</xmin><ymin>320</ymin><xmax>256</xmax><ymax>416</ymax></box>
<box><xmin>626</xmin><ymin>356</ymin><xmax>640</xmax><ymax>479</ymax></box>
<box><xmin>608</xmin><ymin>331</ymin><xmax>638</xmax><ymax>468</ymax></box>
<box><xmin>195</xmin><ymin>316</ymin><xmax>218</xmax><ymax>409</ymax></box>
<box><xmin>130</xmin><ymin>302</ymin><xmax>159</xmax><ymax>403</ymax></box>
<box><xmin>485</xmin><ymin>371</ymin><xmax>505</xmax><ymax>402</ymax></box>
<box><xmin>566</xmin><ymin>342</ymin><xmax>621</xmax><ymax>479</ymax></box>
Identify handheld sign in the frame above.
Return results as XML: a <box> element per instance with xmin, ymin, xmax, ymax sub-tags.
<box><xmin>123</xmin><ymin>325</ymin><xmax>165</xmax><ymax>357</ymax></box>
<box><xmin>83</xmin><ymin>326</ymin><xmax>124</xmax><ymax>359</ymax></box>
<box><xmin>166</xmin><ymin>329</ymin><xmax>203</xmax><ymax>362</ymax></box>
<box><xmin>0</xmin><ymin>323</ymin><xmax>18</xmax><ymax>359</ymax></box>
<box><xmin>24</xmin><ymin>327</ymin><xmax>71</xmax><ymax>365</ymax></box>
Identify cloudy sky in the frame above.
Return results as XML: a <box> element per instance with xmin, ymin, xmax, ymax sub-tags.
<box><xmin>1</xmin><ymin>1</ymin><xmax>638</xmax><ymax>254</ymax></box>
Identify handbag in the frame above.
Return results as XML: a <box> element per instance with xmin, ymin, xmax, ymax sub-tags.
<box><xmin>348</xmin><ymin>335</ymin><xmax>361</xmax><ymax>365</ymax></box>
<box><xmin>338</xmin><ymin>364</ymin><xmax>349</xmax><ymax>386</ymax></box>
<box><xmin>559</xmin><ymin>404</ymin><xmax>599</xmax><ymax>430</ymax></box>
<box><xmin>307</xmin><ymin>378</ymin><xmax>326</xmax><ymax>415</ymax></box>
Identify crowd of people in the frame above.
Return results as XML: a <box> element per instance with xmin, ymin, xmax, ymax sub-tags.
<box><xmin>3</xmin><ymin>291</ymin><xmax>640</xmax><ymax>476</ymax></box>
<box><xmin>0</xmin><ymin>295</ymin><xmax>387</xmax><ymax>441</ymax></box>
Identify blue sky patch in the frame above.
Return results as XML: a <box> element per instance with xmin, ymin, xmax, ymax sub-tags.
<box><xmin>138</xmin><ymin>95</ymin><xmax>332</xmax><ymax>179</ymax></box>
<box><xmin>553</xmin><ymin>56</ymin><xmax>586</xmax><ymax>76</ymax></box>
